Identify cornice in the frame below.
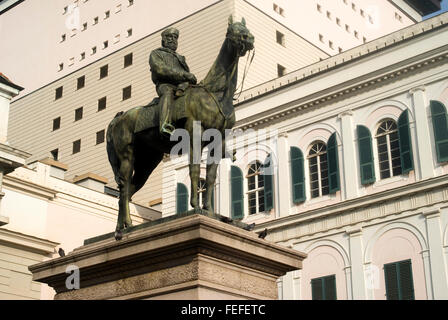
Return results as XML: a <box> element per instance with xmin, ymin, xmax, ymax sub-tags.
<box><xmin>255</xmin><ymin>174</ymin><xmax>448</xmax><ymax>235</ymax></box>
<box><xmin>236</xmin><ymin>50</ymin><xmax>448</xmax><ymax>132</ymax></box>
<box><xmin>0</xmin><ymin>228</ymin><xmax>59</xmax><ymax>255</ymax></box>
<box><xmin>3</xmin><ymin>175</ymin><xmax>56</xmax><ymax>200</ymax></box>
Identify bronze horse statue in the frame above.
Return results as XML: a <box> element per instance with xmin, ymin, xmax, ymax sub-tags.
<box><xmin>106</xmin><ymin>16</ymin><xmax>254</xmax><ymax>239</ymax></box>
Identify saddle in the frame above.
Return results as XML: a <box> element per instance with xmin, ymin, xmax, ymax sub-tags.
<box><xmin>134</xmin><ymin>83</ymin><xmax>189</xmax><ymax>134</ymax></box>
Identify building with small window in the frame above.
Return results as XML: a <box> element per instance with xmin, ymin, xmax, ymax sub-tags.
<box><xmin>164</xmin><ymin>12</ymin><xmax>448</xmax><ymax>299</ymax></box>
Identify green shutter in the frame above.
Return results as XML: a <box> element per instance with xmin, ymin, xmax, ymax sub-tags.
<box><xmin>311</xmin><ymin>275</ymin><xmax>336</xmax><ymax>300</ymax></box>
<box><xmin>398</xmin><ymin>260</ymin><xmax>415</xmax><ymax>300</ymax></box>
<box><xmin>327</xmin><ymin>133</ymin><xmax>340</xmax><ymax>193</ymax></box>
<box><xmin>324</xmin><ymin>275</ymin><xmax>337</xmax><ymax>300</ymax></box>
<box><xmin>262</xmin><ymin>154</ymin><xmax>274</xmax><ymax>211</ymax></box>
<box><xmin>357</xmin><ymin>125</ymin><xmax>376</xmax><ymax>185</ymax></box>
<box><xmin>176</xmin><ymin>183</ymin><xmax>188</xmax><ymax>214</ymax></box>
<box><xmin>430</xmin><ymin>100</ymin><xmax>448</xmax><ymax>162</ymax></box>
<box><xmin>397</xmin><ymin>110</ymin><xmax>414</xmax><ymax>173</ymax></box>
<box><xmin>384</xmin><ymin>259</ymin><xmax>415</xmax><ymax>300</ymax></box>
<box><xmin>311</xmin><ymin>278</ymin><xmax>323</xmax><ymax>300</ymax></box>
<box><xmin>231</xmin><ymin>166</ymin><xmax>244</xmax><ymax>219</ymax></box>
<box><xmin>290</xmin><ymin>147</ymin><xmax>305</xmax><ymax>203</ymax></box>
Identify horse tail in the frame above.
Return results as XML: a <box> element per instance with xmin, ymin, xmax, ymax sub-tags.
<box><xmin>106</xmin><ymin>112</ymin><xmax>124</xmax><ymax>186</ymax></box>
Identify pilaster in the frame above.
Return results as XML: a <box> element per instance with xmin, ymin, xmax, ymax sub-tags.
<box><xmin>422</xmin><ymin>208</ymin><xmax>448</xmax><ymax>299</ymax></box>
<box><xmin>346</xmin><ymin>226</ymin><xmax>367</xmax><ymax>299</ymax></box>
<box><xmin>338</xmin><ymin>111</ymin><xmax>359</xmax><ymax>200</ymax></box>
<box><xmin>409</xmin><ymin>86</ymin><xmax>435</xmax><ymax>180</ymax></box>
<box><xmin>277</xmin><ymin>132</ymin><xmax>291</xmax><ymax>217</ymax></box>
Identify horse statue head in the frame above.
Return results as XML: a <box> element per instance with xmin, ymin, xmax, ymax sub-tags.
<box><xmin>226</xmin><ymin>16</ymin><xmax>254</xmax><ymax>57</ymax></box>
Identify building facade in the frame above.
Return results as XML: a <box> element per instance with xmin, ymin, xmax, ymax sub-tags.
<box><xmin>163</xmin><ymin>12</ymin><xmax>448</xmax><ymax>299</ymax></box>
<box><xmin>5</xmin><ymin>0</ymin><xmax>439</xmax><ymax>211</ymax></box>
<box><xmin>0</xmin><ymin>0</ymin><xmax>432</xmax><ymax>96</ymax></box>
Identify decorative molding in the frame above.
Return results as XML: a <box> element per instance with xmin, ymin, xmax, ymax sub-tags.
<box><xmin>3</xmin><ymin>175</ymin><xmax>56</xmax><ymax>200</ymax></box>
<box><xmin>236</xmin><ymin>51</ymin><xmax>448</xmax><ymax>132</ymax></box>
<box><xmin>409</xmin><ymin>86</ymin><xmax>426</xmax><ymax>95</ymax></box>
<box><xmin>422</xmin><ymin>208</ymin><xmax>441</xmax><ymax>218</ymax></box>
<box><xmin>337</xmin><ymin>110</ymin><xmax>354</xmax><ymax>119</ymax></box>
<box><xmin>262</xmin><ymin>174</ymin><xmax>448</xmax><ymax>243</ymax></box>
<box><xmin>0</xmin><ymin>228</ymin><xmax>59</xmax><ymax>254</ymax></box>
<box><xmin>345</xmin><ymin>226</ymin><xmax>362</xmax><ymax>236</ymax></box>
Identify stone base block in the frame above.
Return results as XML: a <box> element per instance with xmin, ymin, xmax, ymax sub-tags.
<box><xmin>29</xmin><ymin>214</ymin><xmax>306</xmax><ymax>300</ymax></box>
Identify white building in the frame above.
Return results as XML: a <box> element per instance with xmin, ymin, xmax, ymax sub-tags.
<box><xmin>0</xmin><ymin>0</ymin><xmax>439</xmax><ymax>96</ymax></box>
<box><xmin>0</xmin><ymin>73</ymin><xmax>160</xmax><ymax>299</ymax></box>
<box><xmin>163</xmin><ymin>12</ymin><xmax>448</xmax><ymax>299</ymax></box>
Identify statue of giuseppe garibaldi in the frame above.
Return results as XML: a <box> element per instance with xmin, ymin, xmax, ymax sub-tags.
<box><xmin>149</xmin><ymin>27</ymin><xmax>198</xmax><ymax>137</ymax></box>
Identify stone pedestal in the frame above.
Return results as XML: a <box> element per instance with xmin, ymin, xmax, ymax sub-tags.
<box><xmin>29</xmin><ymin>214</ymin><xmax>306</xmax><ymax>300</ymax></box>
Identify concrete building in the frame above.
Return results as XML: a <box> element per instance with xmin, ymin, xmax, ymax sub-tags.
<box><xmin>0</xmin><ymin>0</ymin><xmax>438</xmax><ymax>96</ymax></box>
<box><xmin>0</xmin><ymin>73</ymin><xmax>160</xmax><ymax>299</ymax></box>
<box><xmin>163</xmin><ymin>12</ymin><xmax>448</xmax><ymax>299</ymax></box>
<box><xmin>4</xmin><ymin>0</ymin><xmax>440</xmax><ymax>211</ymax></box>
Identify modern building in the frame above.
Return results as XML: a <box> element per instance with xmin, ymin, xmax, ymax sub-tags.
<box><xmin>4</xmin><ymin>0</ymin><xmax>440</xmax><ymax>211</ymax></box>
<box><xmin>163</xmin><ymin>12</ymin><xmax>448</xmax><ymax>299</ymax></box>
<box><xmin>0</xmin><ymin>0</ymin><xmax>438</xmax><ymax>96</ymax></box>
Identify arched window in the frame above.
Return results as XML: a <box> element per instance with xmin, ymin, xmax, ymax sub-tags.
<box><xmin>308</xmin><ymin>142</ymin><xmax>329</xmax><ymax>198</ymax></box>
<box><xmin>376</xmin><ymin>120</ymin><xmax>402</xmax><ymax>179</ymax></box>
<box><xmin>247</xmin><ymin>161</ymin><xmax>265</xmax><ymax>215</ymax></box>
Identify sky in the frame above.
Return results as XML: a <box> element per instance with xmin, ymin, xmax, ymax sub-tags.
<box><xmin>423</xmin><ymin>0</ymin><xmax>448</xmax><ymax>19</ymax></box>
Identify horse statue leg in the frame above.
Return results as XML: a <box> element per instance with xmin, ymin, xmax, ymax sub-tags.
<box><xmin>187</xmin><ymin>120</ymin><xmax>203</xmax><ymax>212</ymax></box>
<box><xmin>115</xmin><ymin>146</ymin><xmax>134</xmax><ymax>240</ymax></box>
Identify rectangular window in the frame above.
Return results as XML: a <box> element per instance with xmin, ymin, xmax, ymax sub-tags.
<box><xmin>128</xmin><ymin>0</ymin><xmax>134</xmax><ymax>6</ymax></box>
<box><xmin>91</xmin><ymin>46</ymin><xmax>97</xmax><ymax>55</ymax></box>
<box><xmin>93</xmin><ymin>16</ymin><xmax>99</xmax><ymax>25</ymax></box>
<box><xmin>124</xmin><ymin>53</ymin><xmax>133</xmax><ymax>67</ymax></box>
<box><xmin>311</xmin><ymin>275</ymin><xmax>337</xmax><ymax>300</ymax></box>
<box><xmin>360</xmin><ymin>9</ymin><xmax>365</xmax><ymax>17</ymax></box>
<box><xmin>319</xmin><ymin>34</ymin><xmax>324</xmax><ymax>43</ymax></box>
<box><xmin>82</xmin><ymin>22</ymin><xmax>87</xmax><ymax>31</ymax></box>
<box><xmin>103</xmin><ymin>40</ymin><xmax>109</xmax><ymax>49</ymax></box>
<box><xmin>75</xmin><ymin>107</ymin><xmax>83</xmax><ymax>121</ymax></box>
<box><xmin>104</xmin><ymin>10</ymin><xmax>110</xmax><ymax>19</ymax></box>
<box><xmin>80</xmin><ymin>52</ymin><xmax>85</xmax><ymax>61</ymax></box>
<box><xmin>55</xmin><ymin>86</ymin><xmax>63</xmax><ymax>100</ymax></box>
<box><xmin>317</xmin><ymin>4</ymin><xmax>322</xmax><ymax>12</ymax></box>
<box><xmin>98</xmin><ymin>97</ymin><xmax>107</xmax><ymax>111</ymax></box>
<box><xmin>58</xmin><ymin>63</ymin><xmax>64</xmax><ymax>71</ymax></box>
<box><xmin>50</xmin><ymin>149</ymin><xmax>59</xmax><ymax>161</ymax></box>
<box><xmin>100</xmin><ymin>65</ymin><xmax>108</xmax><ymax>79</ymax></box>
<box><xmin>354</xmin><ymin>30</ymin><xmax>359</xmax><ymax>39</ymax></box>
<box><xmin>127</xmin><ymin>28</ymin><xmax>133</xmax><ymax>37</ymax></box>
<box><xmin>277</xmin><ymin>64</ymin><xmax>286</xmax><ymax>77</ymax></box>
<box><xmin>73</xmin><ymin>139</ymin><xmax>81</xmax><ymax>154</ymax></box>
<box><xmin>345</xmin><ymin>24</ymin><xmax>350</xmax><ymax>32</ymax></box>
<box><xmin>336</xmin><ymin>17</ymin><xmax>341</xmax><ymax>26</ymax></box>
<box><xmin>326</xmin><ymin>11</ymin><xmax>331</xmax><ymax>20</ymax></box>
<box><xmin>276</xmin><ymin>31</ymin><xmax>285</xmax><ymax>46</ymax></box>
<box><xmin>352</xmin><ymin>3</ymin><xmax>356</xmax><ymax>11</ymax></box>
<box><xmin>53</xmin><ymin>117</ymin><xmax>61</xmax><ymax>131</ymax></box>
<box><xmin>77</xmin><ymin>76</ymin><xmax>85</xmax><ymax>89</ymax></box>
<box><xmin>329</xmin><ymin>40</ymin><xmax>334</xmax><ymax>49</ymax></box>
<box><xmin>122</xmin><ymin>85</ymin><xmax>132</xmax><ymax>100</ymax></box>
<box><xmin>384</xmin><ymin>260</ymin><xmax>415</xmax><ymax>300</ymax></box>
<box><xmin>96</xmin><ymin>130</ymin><xmax>105</xmax><ymax>144</ymax></box>
<box><xmin>61</xmin><ymin>34</ymin><xmax>66</xmax><ymax>42</ymax></box>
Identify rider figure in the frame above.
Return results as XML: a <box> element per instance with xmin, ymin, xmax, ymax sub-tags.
<box><xmin>149</xmin><ymin>27</ymin><xmax>197</xmax><ymax>137</ymax></box>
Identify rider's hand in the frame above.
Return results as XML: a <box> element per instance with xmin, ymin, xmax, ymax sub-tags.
<box><xmin>186</xmin><ymin>73</ymin><xmax>197</xmax><ymax>85</ymax></box>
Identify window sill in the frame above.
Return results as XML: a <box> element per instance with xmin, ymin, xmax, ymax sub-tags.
<box><xmin>372</xmin><ymin>173</ymin><xmax>410</xmax><ymax>189</ymax></box>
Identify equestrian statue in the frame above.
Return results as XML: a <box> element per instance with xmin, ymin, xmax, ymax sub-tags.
<box><xmin>106</xmin><ymin>16</ymin><xmax>254</xmax><ymax>240</ymax></box>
